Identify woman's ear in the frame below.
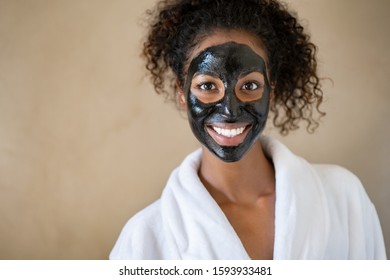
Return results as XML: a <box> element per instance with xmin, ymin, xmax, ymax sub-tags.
<box><xmin>176</xmin><ymin>79</ymin><xmax>187</xmax><ymax>111</ymax></box>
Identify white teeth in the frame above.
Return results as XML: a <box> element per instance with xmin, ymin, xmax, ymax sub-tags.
<box><xmin>212</xmin><ymin>126</ymin><xmax>246</xmax><ymax>138</ymax></box>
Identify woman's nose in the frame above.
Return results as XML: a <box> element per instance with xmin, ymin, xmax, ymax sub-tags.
<box><xmin>220</xmin><ymin>88</ymin><xmax>241</xmax><ymax>119</ymax></box>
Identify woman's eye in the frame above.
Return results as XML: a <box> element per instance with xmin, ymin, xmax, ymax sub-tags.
<box><xmin>199</xmin><ymin>82</ymin><xmax>216</xmax><ymax>91</ymax></box>
<box><xmin>241</xmin><ymin>82</ymin><xmax>260</xmax><ymax>91</ymax></box>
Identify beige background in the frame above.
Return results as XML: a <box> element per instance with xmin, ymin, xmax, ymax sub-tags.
<box><xmin>0</xmin><ymin>0</ymin><xmax>388</xmax><ymax>259</ymax></box>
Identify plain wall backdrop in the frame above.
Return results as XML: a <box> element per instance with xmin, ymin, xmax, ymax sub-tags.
<box><xmin>0</xmin><ymin>0</ymin><xmax>389</xmax><ymax>259</ymax></box>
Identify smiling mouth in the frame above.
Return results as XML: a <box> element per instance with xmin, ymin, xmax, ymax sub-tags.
<box><xmin>205</xmin><ymin>123</ymin><xmax>251</xmax><ymax>147</ymax></box>
<box><xmin>211</xmin><ymin>126</ymin><xmax>246</xmax><ymax>138</ymax></box>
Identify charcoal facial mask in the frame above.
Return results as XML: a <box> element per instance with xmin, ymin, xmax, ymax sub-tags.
<box><xmin>184</xmin><ymin>42</ymin><xmax>270</xmax><ymax>162</ymax></box>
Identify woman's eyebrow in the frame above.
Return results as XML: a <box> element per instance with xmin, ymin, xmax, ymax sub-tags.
<box><xmin>192</xmin><ymin>72</ymin><xmax>220</xmax><ymax>79</ymax></box>
<box><xmin>237</xmin><ymin>70</ymin><xmax>264</xmax><ymax>79</ymax></box>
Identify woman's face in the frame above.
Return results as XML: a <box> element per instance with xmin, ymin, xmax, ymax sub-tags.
<box><xmin>181</xmin><ymin>30</ymin><xmax>271</xmax><ymax>162</ymax></box>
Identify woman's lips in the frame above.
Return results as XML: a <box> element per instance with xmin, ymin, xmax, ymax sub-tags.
<box><xmin>205</xmin><ymin>123</ymin><xmax>251</xmax><ymax>146</ymax></box>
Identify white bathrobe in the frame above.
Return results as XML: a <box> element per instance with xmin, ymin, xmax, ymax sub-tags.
<box><xmin>110</xmin><ymin>137</ymin><xmax>386</xmax><ymax>259</ymax></box>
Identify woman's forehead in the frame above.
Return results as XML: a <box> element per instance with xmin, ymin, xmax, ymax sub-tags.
<box><xmin>187</xmin><ymin>29</ymin><xmax>268</xmax><ymax>65</ymax></box>
<box><xmin>188</xmin><ymin>42</ymin><xmax>267</xmax><ymax>77</ymax></box>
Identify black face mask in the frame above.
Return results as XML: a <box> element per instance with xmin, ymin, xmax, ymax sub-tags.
<box><xmin>184</xmin><ymin>42</ymin><xmax>270</xmax><ymax>162</ymax></box>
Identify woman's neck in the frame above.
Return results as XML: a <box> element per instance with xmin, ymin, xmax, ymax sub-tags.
<box><xmin>198</xmin><ymin>140</ymin><xmax>275</xmax><ymax>205</ymax></box>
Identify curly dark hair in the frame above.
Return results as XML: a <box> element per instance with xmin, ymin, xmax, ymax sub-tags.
<box><xmin>142</xmin><ymin>0</ymin><xmax>325</xmax><ymax>134</ymax></box>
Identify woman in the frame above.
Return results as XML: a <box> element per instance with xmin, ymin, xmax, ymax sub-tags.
<box><xmin>110</xmin><ymin>0</ymin><xmax>386</xmax><ymax>259</ymax></box>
